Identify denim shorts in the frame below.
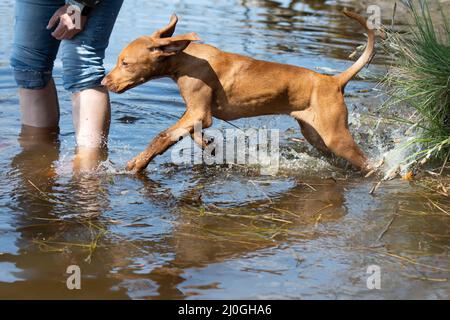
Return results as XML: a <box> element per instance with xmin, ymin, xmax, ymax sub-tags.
<box><xmin>10</xmin><ymin>0</ymin><xmax>123</xmax><ymax>93</ymax></box>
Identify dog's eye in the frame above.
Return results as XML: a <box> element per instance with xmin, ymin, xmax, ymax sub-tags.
<box><xmin>149</xmin><ymin>47</ymin><xmax>160</xmax><ymax>53</ymax></box>
<box><xmin>122</xmin><ymin>60</ymin><xmax>128</xmax><ymax>66</ymax></box>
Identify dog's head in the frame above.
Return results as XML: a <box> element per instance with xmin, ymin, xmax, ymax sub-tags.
<box><xmin>102</xmin><ymin>14</ymin><xmax>200</xmax><ymax>93</ymax></box>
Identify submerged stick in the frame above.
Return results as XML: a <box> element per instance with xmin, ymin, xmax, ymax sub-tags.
<box><xmin>26</xmin><ymin>179</ymin><xmax>66</xmax><ymax>205</ymax></box>
<box><xmin>402</xmin><ymin>274</ymin><xmax>448</xmax><ymax>282</ymax></box>
<box><xmin>377</xmin><ymin>213</ymin><xmax>397</xmax><ymax>241</ymax></box>
<box><xmin>358</xmin><ymin>247</ymin><xmax>450</xmax><ymax>272</ymax></box>
<box><xmin>423</xmin><ymin>196</ymin><xmax>449</xmax><ymax>216</ymax></box>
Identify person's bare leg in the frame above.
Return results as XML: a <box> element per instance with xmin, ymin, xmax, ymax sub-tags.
<box><xmin>72</xmin><ymin>86</ymin><xmax>111</xmax><ymax>172</ymax></box>
<box><xmin>19</xmin><ymin>78</ymin><xmax>60</xmax><ymax>132</ymax></box>
<box><xmin>16</xmin><ymin>78</ymin><xmax>60</xmax><ymax>184</ymax></box>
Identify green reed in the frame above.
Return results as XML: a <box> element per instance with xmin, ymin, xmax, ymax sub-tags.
<box><xmin>381</xmin><ymin>0</ymin><xmax>450</xmax><ymax>169</ymax></box>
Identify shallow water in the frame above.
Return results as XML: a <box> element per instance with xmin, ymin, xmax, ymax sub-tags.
<box><xmin>0</xmin><ymin>0</ymin><xmax>449</xmax><ymax>299</ymax></box>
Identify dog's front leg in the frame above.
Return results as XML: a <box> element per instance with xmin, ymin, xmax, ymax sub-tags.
<box><xmin>126</xmin><ymin>110</ymin><xmax>211</xmax><ymax>173</ymax></box>
<box><xmin>126</xmin><ymin>114</ymin><xmax>194</xmax><ymax>172</ymax></box>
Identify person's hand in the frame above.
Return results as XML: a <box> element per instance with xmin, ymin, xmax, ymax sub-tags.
<box><xmin>47</xmin><ymin>4</ymin><xmax>87</xmax><ymax>40</ymax></box>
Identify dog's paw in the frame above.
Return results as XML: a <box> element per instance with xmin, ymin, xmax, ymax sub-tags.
<box><xmin>126</xmin><ymin>158</ymin><xmax>137</xmax><ymax>172</ymax></box>
<box><xmin>126</xmin><ymin>157</ymin><xmax>148</xmax><ymax>173</ymax></box>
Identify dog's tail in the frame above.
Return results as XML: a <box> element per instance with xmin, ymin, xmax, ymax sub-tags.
<box><xmin>334</xmin><ymin>9</ymin><xmax>375</xmax><ymax>88</ymax></box>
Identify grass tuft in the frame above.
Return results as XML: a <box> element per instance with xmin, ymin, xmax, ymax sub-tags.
<box><xmin>381</xmin><ymin>0</ymin><xmax>450</xmax><ymax>168</ymax></box>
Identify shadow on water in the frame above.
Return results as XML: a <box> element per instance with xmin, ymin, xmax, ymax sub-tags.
<box><xmin>0</xmin><ymin>0</ymin><xmax>449</xmax><ymax>299</ymax></box>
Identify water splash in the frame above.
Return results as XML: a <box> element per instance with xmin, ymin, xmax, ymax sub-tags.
<box><xmin>360</xmin><ymin>122</ymin><xmax>421</xmax><ymax>179</ymax></box>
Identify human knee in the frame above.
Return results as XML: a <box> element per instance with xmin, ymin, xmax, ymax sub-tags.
<box><xmin>12</xmin><ymin>68</ymin><xmax>52</xmax><ymax>90</ymax></box>
<box><xmin>11</xmin><ymin>47</ymin><xmax>55</xmax><ymax>89</ymax></box>
<box><xmin>62</xmin><ymin>43</ymin><xmax>106</xmax><ymax>93</ymax></box>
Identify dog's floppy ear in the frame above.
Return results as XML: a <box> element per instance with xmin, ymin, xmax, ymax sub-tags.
<box><xmin>152</xmin><ymin>14</ymin><xmax>178</xmax><ymax>38</ymax></box>
<box><xmin>154</xmin><ymin>32</ymin><xmax>201</xmax><ymax>56</ymax></box>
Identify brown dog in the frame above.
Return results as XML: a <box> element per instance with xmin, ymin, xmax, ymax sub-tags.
<box><xmin>102</xmin><ymin>10</ymin><xmax>375</xmax><ymax>173</ymax></box>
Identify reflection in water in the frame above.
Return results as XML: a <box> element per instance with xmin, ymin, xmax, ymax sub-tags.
<box><xmin>242</xmin><ymin>0</ymin><xmax>340</xmax><ymax>58</ymax></box>
<box><xmin>145</xmin><ymin>179</ymin><xmax>347</xmax><ymax>299</ymax></box>
<box><xmin>10</xmin><ymin>127</ymin><xmax>61</xmax><ymax>245</ymax></box>
<box><xmin>238</xmin><ymin>0</ymin><xmax>389</xmax><ymax>66</ymax></box>
<box><xmin>2</xmin><ymin>128</ymin><xmax>128</xmax><ymax>298</ymax></box>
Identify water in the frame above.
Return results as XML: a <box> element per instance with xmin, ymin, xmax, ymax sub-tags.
<box><xmin>0</xmin><ymin>0</ymin><xmax>449</xmax><ymax>299</ymax></box>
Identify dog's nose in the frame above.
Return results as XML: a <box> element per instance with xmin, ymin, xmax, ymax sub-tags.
<box><xmin>101</xmin><ymin>77</ymin><xmax>109</xmax><ymax>86</ymax></box>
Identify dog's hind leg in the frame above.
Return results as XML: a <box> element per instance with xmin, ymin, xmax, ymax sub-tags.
<box><xmin>326</xmin><ymin>127</ymin><xmax>369</xmax><ymax>171</ymax></box>
<box><xmin>292</xmin><ymin>102</ymin><xmax>369</xmax><ymax>171</ymax></box>
<box><xmin>295</xmin><ymin>119</ymin><xmax>330</xmax><ymax>155</ymax></box>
